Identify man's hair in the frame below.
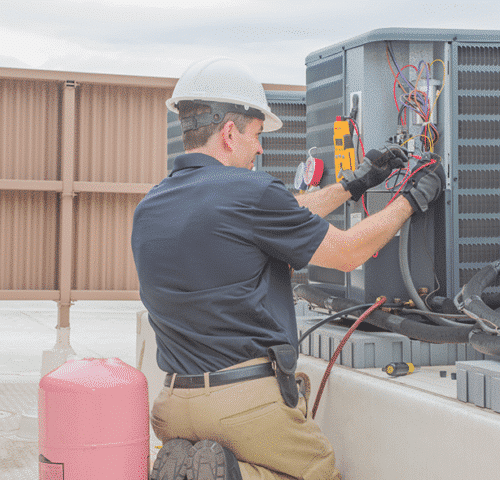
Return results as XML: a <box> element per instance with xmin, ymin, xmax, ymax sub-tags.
<box><xmin>178</xmin><ymin>102</ymin><xmax>254</xmax><ymax>151</ymax></box>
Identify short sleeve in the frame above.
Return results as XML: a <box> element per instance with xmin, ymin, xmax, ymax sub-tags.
<box><xmin>250</xmin><ymin>180</ymin><xmax>329</xmax><ymax>270</ymax></box>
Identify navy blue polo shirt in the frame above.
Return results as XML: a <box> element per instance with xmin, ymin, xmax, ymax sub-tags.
<box><xmin>131</xmin><ymin>153</ymin><xmax>329</xmax><ymax>374</ymax></box>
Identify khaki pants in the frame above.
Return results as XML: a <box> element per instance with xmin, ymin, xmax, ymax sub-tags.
<box><xmin>151</xmin><ymin>357</ymin><xmax>341</xmax><ymax>480</ymax></box>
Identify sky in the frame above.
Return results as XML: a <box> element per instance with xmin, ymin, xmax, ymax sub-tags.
<box><xmin>1</xmin><ymin>0</ymin><xmax>500</xmax><ymax>85</ymax></box>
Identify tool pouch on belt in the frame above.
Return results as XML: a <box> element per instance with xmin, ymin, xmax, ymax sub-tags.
<box><xmin>268</xmin><ymin>344</ymin><xmax>299</xmax><ymax>408</ymax></box>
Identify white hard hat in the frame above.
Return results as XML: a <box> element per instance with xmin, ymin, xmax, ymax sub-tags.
<box><xmin>166</xmin><ymin>57</ymin><xmax>283</xmax><ymax>132</ymax></box>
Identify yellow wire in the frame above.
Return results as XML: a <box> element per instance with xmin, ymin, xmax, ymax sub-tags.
<box><xmin>400</xmin><ymin>133</ymin><xmax>435</xmax><ymax>152</ymax></box>
<box><xmin>427</xmin><ymin>59</ymin><xmax>446</xmax><ymax>121</ymax></box>
<box><xmin>411</xmin><ymin>60</ymin><xmax>445</xmax><ymax>151</ymax></box>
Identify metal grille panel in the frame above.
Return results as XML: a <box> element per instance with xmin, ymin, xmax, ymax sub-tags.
<box><xmin>257</xmin><ymin>91</ymin><xmax>307</xmax><ymax>189</ymax></box>
<box><xmin>459</xmin><ymin>145</ymin><xmax>500</xmax><ymax>164</ymax></box>
<box><xmin>454</xmin><ymin>43</ymin><xmax>500</xmax><ymax>293</ymax></box>
<box><xmin>458</xmin><ymin>46</ymin><xmax>500</xmax><ymax>66</ymax></box>
<box><xmin>459</xmin><ymin>96</ymin><xmax>500</xmax><ymax>115</ymax></box>
<box><xmin>458</xmin><ymin>194</ymin><xmax>500</xmax><ymax>214</ymax></box>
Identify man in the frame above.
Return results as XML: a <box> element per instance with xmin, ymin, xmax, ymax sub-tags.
<box><xmin>131</xmin><ymin>57</ymin><xmax>444</xmax><ymax>480</ymax></box>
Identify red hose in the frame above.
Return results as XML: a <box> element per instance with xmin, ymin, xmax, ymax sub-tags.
<box><xmin>311</xmin><ymin>296</ymin><xmax>387</xmax><ymax>419</ymax></box>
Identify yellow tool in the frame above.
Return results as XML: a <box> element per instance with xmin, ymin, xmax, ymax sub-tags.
<box><xmin>334</xmin><ymin>116</ymin><xmax>356</xmax><ymax>182</ymax></box>
<box><xmin>382</xmin><ymin>362</ymin><xmax>415</xmax><ymax>377</ymax></box>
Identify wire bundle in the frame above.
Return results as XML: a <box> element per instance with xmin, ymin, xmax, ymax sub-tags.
<box><xmin>386</xmin><ymin>41</ymin><xmax>446</xmax><ymax>154</ymax></box>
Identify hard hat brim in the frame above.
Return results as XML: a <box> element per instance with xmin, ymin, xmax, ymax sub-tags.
<box><xmin>166</xmin><ymin>96</ymin><xmax>282</xmax><ymax>132</ymax></box>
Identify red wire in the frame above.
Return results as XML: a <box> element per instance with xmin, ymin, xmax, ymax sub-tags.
<box><xmin>349</xmin><ymin>119</ymin><xmax>365</xmax><ymax>158</ymax></box>
<box><xmin>386</xmin><ymin>158</ymin><xmax>436</xmax><ymax>206</ymax></box>
<box><xmin>385</xmin><ymin>165</ymin><xmax>411</xmax><ymax>189</ymax></box>
<box><xmin>311</xmin><ymin>296</ymin><xmax>387</xmax><ymax>419</ymax></box>
<box><xmin>349</xmin><ymin>117</ymin><xmax>370</xmax><ymax>219</ymax></box>
<box><xmin>363</xmin><ymin>157</ymin><xmax>435</xmax><ymax>258</ymax></box>
<box><xmin>361</xmin><ymin>194</ymin><xmax>369</xmax><ymax>215</ymax></box>
<box><xmin>393</xmin><ymin>65</ymin><xmax>418</xmax><ymax>125</ymax></box>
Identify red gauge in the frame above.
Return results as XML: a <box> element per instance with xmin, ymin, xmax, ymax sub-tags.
<box><xmin>303</xmin><ymin>156</ymin><xmax>324</xmax><ymax>186</ymax></box>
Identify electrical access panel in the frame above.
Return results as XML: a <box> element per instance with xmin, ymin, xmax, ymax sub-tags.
<box><xmin>305</xmin><ymin>28</ymin><xmax>500</xmax><ymax>305</ymax></box>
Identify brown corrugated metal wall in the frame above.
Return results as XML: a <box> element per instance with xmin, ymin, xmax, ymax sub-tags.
<box><xmin>0</xmin><ymin>68</ymin><xmax>177</xmax><ymax>326</ymax></box>
<box><xmin>0</xmin><ymin>191</ymin><xmax>58</xmax><ymax>293</ymax></box>
<box><xmin>0</xmin><ymin>66</ymin><xmax>304</xmax><ymax>326</ymax></box>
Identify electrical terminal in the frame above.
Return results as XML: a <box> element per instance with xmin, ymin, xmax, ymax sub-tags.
<box><xmin>387</xmin><ymin>127</ymin><xmax>414</xmax><ymax>153</ymax></box>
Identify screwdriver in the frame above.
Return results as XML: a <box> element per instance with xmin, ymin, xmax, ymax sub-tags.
<box><xmin>382</xmin><ymin>362</ymin><xmax>415</xmax><ymax>377</ymax></box>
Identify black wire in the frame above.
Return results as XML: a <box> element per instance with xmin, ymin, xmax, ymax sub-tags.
<box><xmin>396</xmin><ymin>308</ymin><xmax>474</xmax><ymax>322</ymax></box>
<box><xmin>388</xmin><ymin>168</ymin><xmax>405</xmax><ymax>197</ymax></box>
<box><xmin>298</xmin><ymin>303</ymin><xmax>400</xmax><ymax>345</ymax></box>
<box><xmin>397</xmin><ymin>101</ymin><xmax>406</xmax><ymax>126</ymax></box>
<box><xmin>298</xmin><ymin>305</ymin><xmax>373</xmax><ymax>345</ymax></box>
<box><xmin>386</xmin><ymin>41</ymin><xmax>415</xmax><ymax>90</ymax></box>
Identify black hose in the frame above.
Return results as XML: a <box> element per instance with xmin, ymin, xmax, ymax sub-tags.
<box><xmin>297</xmin><ymin>304</ymin><xmax>374</xmax><ymax>345</ymax></box>
<box><xmin>294</xmin><ymin>284</ymin><xmax>331</xmax><ymax>309</ymax></box>
<box><xmin>461</xmin><ymin>260</ymin><xmax>500</xmax><ymax>329</ymax></box>
<box><xmin>399</xmin><ymin>220</ymin><xmax>471</xmax><ymax>328</ymax></box>
<box><xmin>469</xmin><ymin>331</ymin><xmax>500</xmax><ymax>357</ymax></box>
<box><xmin>294</xmin><ymin>284</ymin><xmax>474</xmax><ymax>344</ymax></box>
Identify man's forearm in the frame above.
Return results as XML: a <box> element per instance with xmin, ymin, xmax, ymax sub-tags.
<box><xmin>310</xmin><ymin>195</ymin><xmax>414</xmax><ymax>271</ymax></box>
<box><xmin>294</xmin><ymin>183</ymin><xmax>351</xmax><ymax>218</ymax></box>
<box><xmin>344</xmin><ymin>195</ymin><xmax>414</xmax><ymax>268</ymax></box>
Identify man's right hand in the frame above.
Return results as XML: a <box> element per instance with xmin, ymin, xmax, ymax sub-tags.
<box><xmin>341</xmin><ymin>147</ymin><xmax>407</xmax><ymax>201</ymax></box>
<box><xmin>400</xmin><ymin>153</ymin><xmax>446</xmax><ymax>213</ymax></box>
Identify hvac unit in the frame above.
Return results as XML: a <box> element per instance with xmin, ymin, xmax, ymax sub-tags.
<box><xmin>305</xmin><ymin>28</ymin><xmax>500</xmax><ymax>306</ymax></box>
<box><xmin>167</xmin><ymin>109</ymin><xmax>183</xmax><ymax>172</ymax></box>
<box><xmin>254</xmin><ymin>90</ymin><xmax>307</xmax><ymax>190</ymax></box>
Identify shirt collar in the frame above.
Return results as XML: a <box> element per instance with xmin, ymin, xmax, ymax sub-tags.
<box><xmin>169</xmin><ymin>153</ymin><xmax>223</xmax><ymax>176</ymax></box>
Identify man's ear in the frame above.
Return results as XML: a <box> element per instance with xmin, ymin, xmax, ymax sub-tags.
<box><xmin>221</xmin><ymin>120</ymin><xmax>237</xmax><ymax>151</ymax></box>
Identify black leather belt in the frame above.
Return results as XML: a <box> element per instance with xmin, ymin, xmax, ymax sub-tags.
<box><xmin>164</xmin><ymin>362</ymin><xmax>275</xmax><ymax>389</ymax></box>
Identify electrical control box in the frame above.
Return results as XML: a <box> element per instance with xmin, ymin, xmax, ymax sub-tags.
<box><xmin>305</xmin><ymin>28</ymin><xmax>500</xmax><ymax>304</ymax></box>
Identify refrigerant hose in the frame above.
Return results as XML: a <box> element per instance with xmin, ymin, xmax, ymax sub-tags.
<box><xmin>458</xmin><ymin>260</ymin><xmax>500</xmax><ymax>331</ymax></box>
<box><xmin>311</xmin><ymin>296</ymin><xmax>388</xmax><ymax>419</ymax></box>
<box><xmin>294</xmin><ymin>284</ymin><xmax>473</xmax><ymax>344</ymax></box>
<box><xmin>469</xmin><ymin>331</ymin><xmax>500</xmax><ymax>357</ymax></box>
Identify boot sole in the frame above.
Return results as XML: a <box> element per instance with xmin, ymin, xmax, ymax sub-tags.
<box><xmin>151</xmin><ymin>438</ymin><xmax>193</xmax><ymax>480</ymax></box>
<box><xmin>186</xmin><ymin>440</ymin><xmax>228</xmax><ymax>480</ymax></box>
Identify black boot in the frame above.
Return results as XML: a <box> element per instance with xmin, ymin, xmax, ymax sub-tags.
<box><xmin>151</xmin><ymin>438</ymin><xmax>194</xmax><ymax>480</ymax></box>
<box><xmin>186</xmin><ymin>440</ymin><xmax>243</xmax><ymax>480</ymax></box>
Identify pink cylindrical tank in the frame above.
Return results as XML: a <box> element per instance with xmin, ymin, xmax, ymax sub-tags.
<box><xmin>39</xmin><ymin>358</ymin><xmax>149</xmax><ymax>479</ymax></box>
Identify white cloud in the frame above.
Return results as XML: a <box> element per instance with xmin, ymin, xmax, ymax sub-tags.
<box><xmin>1</xmin><ymin>0</ymin><xmax>500</xmax><ymax>84</ymax></box>
<box><xmin>0</xmin><ymin>27</ymin><xmax>83</xmax><ymax>68</ymax></box>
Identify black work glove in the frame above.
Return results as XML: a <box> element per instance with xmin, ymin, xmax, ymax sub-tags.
<box><xmin>341</xmin><ymin>148</ymin><xmax>407</xmax><ymax>201</ymax></box>
<box><xmin>400</xmin><ymin>153</ymin><xmax>446</xmax><ymax>213</ymax></box>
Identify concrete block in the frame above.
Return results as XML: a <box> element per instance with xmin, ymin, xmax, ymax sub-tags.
<box><xmin>456</xmin><ymin>360</ymin><xmax>500</xmax><ymax>412</ymax></box>
<box><xmin>296</xmin><ymin>316</ymin><xmax>411</xmax><ymax>369</ymax></box>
